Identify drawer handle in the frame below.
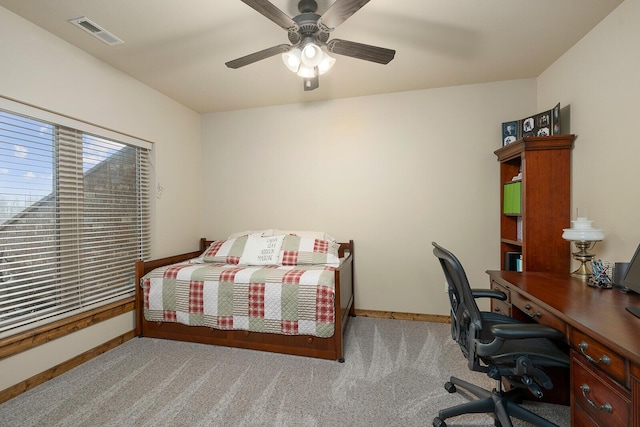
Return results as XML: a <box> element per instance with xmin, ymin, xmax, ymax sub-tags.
<box><xmin>523</xmin><ymin>303</ymin><xmax>541</xmax><ymax>319</ymax></box>
<box><xmin>580</xmin><ymin>384</ymin><xmax>613</xmax><ymax>413</ymax></box>
<box><xmin>579</xmin><ymin>341</ymin><xmax>611</xmax><ymax>366</ymax></box>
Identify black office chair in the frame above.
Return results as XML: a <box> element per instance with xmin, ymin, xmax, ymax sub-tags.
<box><xmin>431</xmin><ymin>242</ymin><xmax>569</xmax><ymax>427</ymax></box>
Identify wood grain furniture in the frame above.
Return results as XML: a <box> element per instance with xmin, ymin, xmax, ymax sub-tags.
<box><xmin>495</xmin><ymin>135</ymin><xmax>576</xmax><ymax>273</ymax></box>
<box><xmin>135</xmin><ymin>238</ymin><xmax>355</xmax><ymax>361</ymax></box>
<box><xmin>488</xmin><ymin>270</ymin><xmax>640</xmax><ymax>426</ymax></box>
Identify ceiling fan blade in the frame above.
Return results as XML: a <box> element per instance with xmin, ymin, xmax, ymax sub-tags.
<box><xmin>318</xmin><ymin>0</ymin><xmax>370</xmax><ymax>31</ymax></box>
<box><xmin>241</xmin><ymin>0</ymin><xmax>299</xmax><ymax>32</ymax></box>
<box><xmin>225</xmin><ymin>44</ymin><xmax>291</xmax><ymax>69</ymax></box>
<box><xmin>327</xmin><ymin>39</ymin><xmax>395</xmax><ymax>64</ymax></box>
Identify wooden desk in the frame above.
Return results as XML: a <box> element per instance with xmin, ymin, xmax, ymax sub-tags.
<box><xmin>487</xmin><ymin>270</ymin><xmax>640</xmax><ymax>427</ymax></box>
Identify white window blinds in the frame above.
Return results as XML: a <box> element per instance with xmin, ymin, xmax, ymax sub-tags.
<box><xmin>0</xmin><ymin>108</ymin><xmax>150</xmax><ymax>337</ymax></box>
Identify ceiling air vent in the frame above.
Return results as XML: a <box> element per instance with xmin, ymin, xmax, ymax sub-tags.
<box><xmin>68</xmin><ymin>16</ymin><xmax>124</xmax><ymax>46</ymax></box>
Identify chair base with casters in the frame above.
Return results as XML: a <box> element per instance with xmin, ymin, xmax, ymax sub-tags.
<box><xmin>433</xmin><ymin>376</ymin><xmax>561</xmax><ymax>427</ymax></box>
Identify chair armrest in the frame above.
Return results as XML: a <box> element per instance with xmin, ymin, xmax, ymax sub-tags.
<box><xmin>491</xmin><ymin>323</ymin><xmax>565</xmax><ymax>341</ymax></box>
<box><xmin>471</xmin><ymin>288</ymin><xmax>507</xmax><ymax>301</ymax></box>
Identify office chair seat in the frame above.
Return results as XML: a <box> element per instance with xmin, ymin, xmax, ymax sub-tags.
<box><xmin>487</xmin><ymin>337</ymin><xmax>569</xmax><ymax>367</ymax></box>
<box><xmin>432</xmin><ymin>242</ymin><xmax>569</xmax><ymax>427</ymax></box>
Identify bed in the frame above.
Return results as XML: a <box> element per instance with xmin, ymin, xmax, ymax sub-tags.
<box><xmin>134</xmin><ymin>233</ymin><xmax>355</xmax><ymax>361</ymax></box>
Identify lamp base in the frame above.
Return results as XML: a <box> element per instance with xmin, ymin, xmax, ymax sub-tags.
<box><xmin>570</xmin><ymin>240</ymin><xmax>599</xmax><ymax>279</ymax></box>
<box><xmin>570</xmin><ymin>257</ymin><xmax>595</xmax><ymax>278</ymax></box>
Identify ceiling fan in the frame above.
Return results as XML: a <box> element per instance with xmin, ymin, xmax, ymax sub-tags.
<box><xmin>225</xmin><ymin>0</ymin><xmax>396</xmax><ymax>91</ymax></box>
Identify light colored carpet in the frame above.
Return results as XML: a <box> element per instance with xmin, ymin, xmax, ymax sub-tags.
<box><xmin>0</xmin><ymin>317</ymin><xmax>569</xmax><ymax>426</ymax></box>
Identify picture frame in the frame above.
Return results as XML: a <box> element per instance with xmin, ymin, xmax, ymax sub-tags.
<box><xmin>502</xmin><ymin>120</ymin><xmax>519</xmax><ymax>146</ymax></box>
<box><xmin>552</xmin><ymin>102</ymin><xmax>561</xmax><ymax>135</ymax></box>
<box><xmin>519</xmin><ymin>103</ymin><xmax>561</xmax><ymax>138</ymax></box>
<box><xmin>501</xmin><ymin>103</ymin><xmax>562</xmax><ymax>146</ymax></box>
<box><xmin>534</xmin><ymin>111</ymin><xmax>550</xmax><ymax>136</ymax></box>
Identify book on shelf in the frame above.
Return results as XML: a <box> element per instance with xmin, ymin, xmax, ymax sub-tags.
<box><xmin>517</xmin><ymin>217</ymin><xmax>523</xmax><ymax>241</ymax></box>
<box><xmin>503</xmin><ymin>181</ymin><xmax>521</xmax><ymax>214</ymax></box>
<box><xmin>505</xmin><ymin>251</ymin><xmax>522</xmax><ymax>271</ymax></box>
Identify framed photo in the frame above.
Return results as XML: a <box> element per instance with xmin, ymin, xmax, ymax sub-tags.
<box><xmin>502</xmin><ymin>120</ymin><xmax>518</xmax><ymax>146</ymax></box>
<box><xmin>534</xmin><ymin>111</ymin><xmax>550</xmax><ymax>136</ymax></box>
<box><xmin>552</xmin><ymin>102</ymin><xmax>561</xmax><ymax>135</ymax></box>
<box><xmin>518</xmin><ymin>103</ymin><xmax>561</xmax><ymax>138</ymax></box>
<box><xmin>502</xmin><ymin>103</ymin><xmax>562</xmax><ymax>146</ymax></box>
<box><xmin>522</xmin><ymin>117</ymin><xmax>535</xmax><ymax>136</ymax></box>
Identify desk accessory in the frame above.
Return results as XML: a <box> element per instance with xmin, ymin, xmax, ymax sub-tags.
<box><xmin>588</xmin><ymin>259</ymin><xmax>612</xmax><ymax>288</ymax></box>
<box><xmin>562</xmin><ymin>214</ymin><xmax>604</xmax><ymax>278</ymax></box>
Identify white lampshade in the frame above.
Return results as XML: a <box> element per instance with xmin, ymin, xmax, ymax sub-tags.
<box><xmin>296</xmin><ymin>65</ymin><xmax>317</xmax><ymax>78</ymax></box>
<box><xmin>317</xmin><ymin>51</ymin><xmax>336</xmax><ymax>75</ymax></box>
<box><xmin>562</xmin><ymin>217</ymin><xmax>605</xmax><ymax>241</ymax></box>
<box><xmin>282</xmin><ymin>48</ymin><xmax>301</xmax><ymax>73</ymax></box>
<box><xmin>300</xmin><ymin>43</ymin><xmax>323</xmax><ymax>67</ymax></box>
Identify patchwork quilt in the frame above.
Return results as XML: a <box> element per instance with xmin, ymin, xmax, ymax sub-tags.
<box><xmin>141</xmin><ymin>261</ymin><xmax>337</xmax><ymax>338</ymax></box>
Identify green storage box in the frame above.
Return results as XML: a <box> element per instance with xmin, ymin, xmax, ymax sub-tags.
<box><xmin>503</xmin><ymin>181</ymin><xmax>521</xmax><ymax>214</ymax></box>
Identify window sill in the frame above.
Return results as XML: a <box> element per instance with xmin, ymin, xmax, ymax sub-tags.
<box><xmin>0</xmin><ymin>297</ymin><xmax>135</xmax><ymax>360</ymax></box>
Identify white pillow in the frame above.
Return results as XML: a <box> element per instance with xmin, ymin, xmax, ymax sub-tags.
<box><xmin>228</xmin><ymin>229</ymin><xmax>336</xmax><ymax>242</ymax></box>
<box><xmin>227</xmin><ymin>229</ymin><xmax>274</xmax><ymax>239</ymax></box>
<box><xmin>238</xmin><ymin>234</ymin><xmax>285</xmax><ymax>265</ymax></box>
<box><xmin>272</xmin><ymin>229</ymin><xmax>336</xmax><ymax>242</ymax></box>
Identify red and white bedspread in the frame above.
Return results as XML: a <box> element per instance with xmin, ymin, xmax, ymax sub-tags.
<box><xmin>141</xmin><ymin>261</ymin><xmax>337</xmax><ymax>338</ymax></box>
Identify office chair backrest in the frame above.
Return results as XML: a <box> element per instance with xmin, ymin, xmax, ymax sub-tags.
<box><xmin>432</xmin><ymin>242</ymin><xmax>484</xmax><ymax>371</ymax></box>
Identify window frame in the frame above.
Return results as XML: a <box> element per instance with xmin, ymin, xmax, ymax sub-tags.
<box><xmin>0</xmin><ymin>96</ymin><xmax>152</xmax><ymax>345</ymax></box>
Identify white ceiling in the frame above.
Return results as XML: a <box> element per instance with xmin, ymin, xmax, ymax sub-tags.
<box><xmin>1</xmin><ymin>0</ymin><xmax>623</xmax><ymax>113</ymax></box>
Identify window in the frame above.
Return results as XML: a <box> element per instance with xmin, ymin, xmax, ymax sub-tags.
<box><xmin>0</xmin><ymin>107</ymin><xmax>150</xmax><ymax>338</ymax></box>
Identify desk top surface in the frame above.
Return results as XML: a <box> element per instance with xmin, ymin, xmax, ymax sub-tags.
<box><xmin>487</xmin><ymin>270</ymin><xmax>640</xmax><ymax>365</ymax></box>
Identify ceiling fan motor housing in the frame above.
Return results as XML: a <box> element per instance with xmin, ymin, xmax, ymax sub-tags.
<box><xmin>298</xmin><ymin>0</ymin><xmax>318</xmax><ymax>14</ymax></box>
<box><xmin>289</xmin><ymin>17</ymin><xmax>328</xmax><ymax>43</ymax></box>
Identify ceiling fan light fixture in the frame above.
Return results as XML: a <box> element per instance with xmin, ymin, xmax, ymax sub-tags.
<box><xmin>296</xmin><ymin>64</ymin><xmax>317</xmax><ymax>78</ymax></box>
<box><xmin>317</xmin><ymin>51</ymin><xmax>335</xmax><ymax>75</ymax></box>
<box><xmin>282</xmin><ymin>48</ymin><xmax>302</xmax><ymax>72</ymax></box>
<box><xmin>300</xmin><ymin>42</ymin><xmax>323</xmax><ymax>67</ymax></box>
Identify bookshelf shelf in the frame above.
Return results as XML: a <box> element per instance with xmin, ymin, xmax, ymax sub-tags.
<box><xmin>501</xmin><ymin>238</ymin><xmax>522</xmax><ymax>247</ymax></box>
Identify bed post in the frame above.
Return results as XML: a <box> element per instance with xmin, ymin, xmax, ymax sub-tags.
<box><xmin>134</xmin><ymin>259</ymin><xmax>145</xmax><ymax>337</ymax></box>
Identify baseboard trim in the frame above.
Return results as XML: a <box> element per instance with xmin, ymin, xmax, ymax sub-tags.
<box><xmin>354</xmin><ymin>309</ymin><xmax>450</xmax><ymax>323</ymax></box>
<box><xmin>0</xmin><ymin>297</ymin><xmax>135</xmax><ymax>360</ymax></box>
<box><xmin>0</xmin><ymin>330</ymin><xmax>136</xmax><ymax>405</ymax></box>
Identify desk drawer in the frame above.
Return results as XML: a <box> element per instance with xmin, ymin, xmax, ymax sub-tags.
<box><xmin>490</xmin><ymin>281</ymin><xmax>511</xmax><ymax>302</ymax></box>
<box><xmin>571</xmin><ymin>351</ymin><xmax>630</xmax><ymax>427</ymax></box>
<box><xmin>570</xmin><ymin>329</ymin><xmax>628</xmax><ymax>387</ymax></box>
<box><xmin>511</xmin><ymin>292</ymin><xmax>565</xmax><ymax>333</ymax></box>
<box><xmin>490</xmin><ymin>280</ymin><xmax>511</xmax><ymax>316</ymax></box>
<box><xmin>572</xmin><ymin>404</ymin><xmax>601</xmax><ymax>427</ymax></box>
<box><xmin>492</xmin><ymin>299</ymin><xmax>511</xmax><ymax>317</ymax></box>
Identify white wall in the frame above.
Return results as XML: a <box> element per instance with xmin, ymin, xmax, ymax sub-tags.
<box><xmin>201</xmin><ymin>80</ymin><xmax>537</xmax><ymax>314</ymax></box>
<box><xmin>0</xmin><ymin>7</ymin><xmax>202</xmax><ymax>390</ymax></box>
<box><xmin>538</xmin><ymin>0</ymin><xmax>640</xmax><ymax>264</ymax></box>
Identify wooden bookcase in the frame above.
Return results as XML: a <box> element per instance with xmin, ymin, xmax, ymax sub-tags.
<box><xmin>495</xmin><ymin>135</ymin><xmax>576</xmax><ymax>273</ymax></box>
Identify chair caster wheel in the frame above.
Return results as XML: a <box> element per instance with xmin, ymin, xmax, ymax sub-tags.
<box><xmin>433</xmin><ymin>417</ymin><xmax>447</xmax><ymax>427</ymax></box>
<box><xmin>444</xmin><ymin>381</ymin><xmax>457</xmax><ymax>393</ymax></box>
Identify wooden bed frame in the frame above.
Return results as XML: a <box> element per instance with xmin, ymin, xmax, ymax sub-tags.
<box><xmin>134</xmin><ymin>238</ymin><xmax>355</xmax><ymax>361</ymax></box>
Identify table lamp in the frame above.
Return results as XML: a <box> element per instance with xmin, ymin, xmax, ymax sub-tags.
<box><xmin>562</xmin><ymin>216</ymin><xmax>605</xmax><ymax>278</ymax></box>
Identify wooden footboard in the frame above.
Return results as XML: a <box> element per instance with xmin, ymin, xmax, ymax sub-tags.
<box><xmin>134</xmin><ymin>239</ymin><xmax>355</xmax><ymax>361</ymax></box>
